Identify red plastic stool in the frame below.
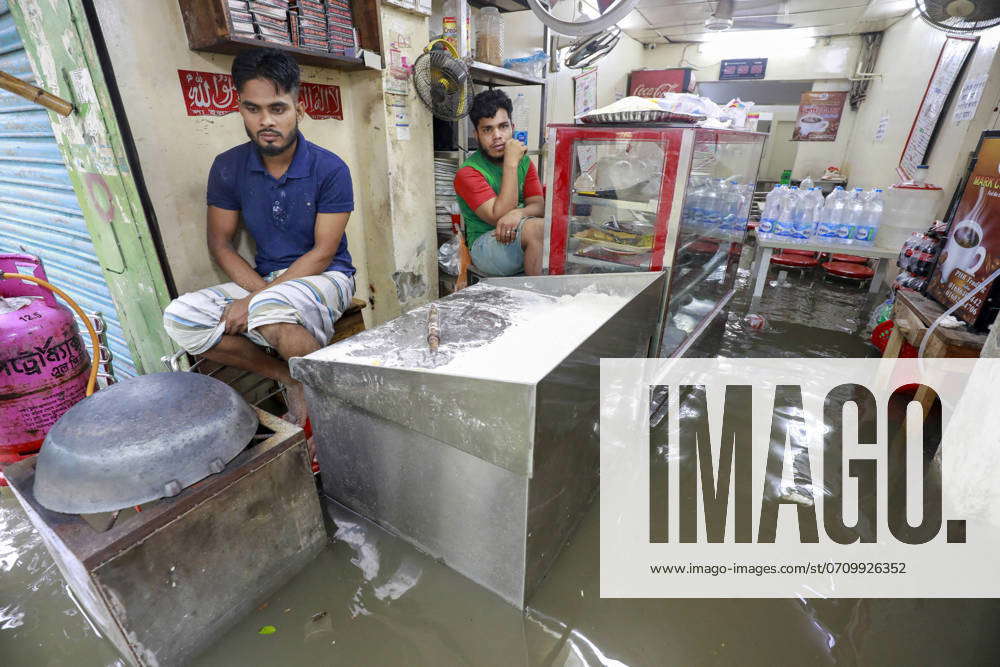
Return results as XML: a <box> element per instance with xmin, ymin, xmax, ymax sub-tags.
<box><xmin>831</xmin><ymin>254</ymin><xmax>868</xmax><ymax>264</ymax></box>
<box><xmin>823</xmin><ymin>260</ymin><xmax>875</xmax><ymax>282</ymax></box>
<box><xmin>783</xmin><ymin>249</ymin><xmax>818</xmax><ymax>257</ymax></box>
<box><xmin>771</xmin><ymin>253</ymin><xmax>820</xmax><ymax>268</ymax></box>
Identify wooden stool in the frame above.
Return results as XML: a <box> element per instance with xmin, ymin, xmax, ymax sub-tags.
<box><xmin>175</xmin><ymin>298</ymin><xmax>368</xmax><ymax>410</ymax></box>
<box><xmin>329</xmin><ymin>297</ymin><xmax>368</xmax><ymax>344</ymax></box>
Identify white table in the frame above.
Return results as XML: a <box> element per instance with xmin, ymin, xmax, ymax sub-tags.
<box><xmin>750</xmin><ymin>234</ymin><xmax>900</xmax><ymax>298</ymax></box>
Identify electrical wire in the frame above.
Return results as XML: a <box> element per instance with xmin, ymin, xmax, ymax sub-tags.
<box><xmin>1</xmin><ymin>272</ymin><xmax>102</xmax><ymax>396</ymax></box>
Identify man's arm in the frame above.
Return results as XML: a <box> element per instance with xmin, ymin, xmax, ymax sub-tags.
<box><xmin>208</xmin><ymin>205</ymin><xmax>268</xmax><ymax>292</ymax></box>
<box><xmin>264</xmin><ymin>211</ymin><xmax>349</xmax><ymax>289</ymax></box>
<box><xmin>471</xmin><ymin>138</ymin><xmax>528</xmax><ymax>224</ymax></box>
<box><xmin>207</xmin><ymin>205</ymin><xmax>267</xmax><ymax>335</ymax></box>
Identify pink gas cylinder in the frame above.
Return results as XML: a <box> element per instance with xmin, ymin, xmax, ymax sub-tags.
<box><xmin>0</xmin><ymin>254</ymin><xmax>91</xmax><ymax>483</ymax></box>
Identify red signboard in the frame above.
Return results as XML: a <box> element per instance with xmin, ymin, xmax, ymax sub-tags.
<box><xmin>627</xmin><ymin>68</ymin><xmax>696</xmax><ymax>98</ymax></box>
<box><xmin>177</xmin><ymin>70</ymin><xmax>343</xmax><ymax>120</ymax></box>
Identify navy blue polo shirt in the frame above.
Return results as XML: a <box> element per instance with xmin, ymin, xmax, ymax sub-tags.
<box><xmin>206</xmin><ymin>131</ymin><xmax>355</xmax><ymax>277</ymax></box>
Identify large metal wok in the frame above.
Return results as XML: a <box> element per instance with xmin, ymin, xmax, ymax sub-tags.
<box><xmin>34</xmin><ymin>372</ymin><xmax>258</xmax><ymax>514</ymax></box>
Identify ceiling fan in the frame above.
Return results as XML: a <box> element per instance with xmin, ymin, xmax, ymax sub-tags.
<box><xmin>705</xmin><ymin>0</ymin><xmax>794</xmax><ymax>32</ymax></box>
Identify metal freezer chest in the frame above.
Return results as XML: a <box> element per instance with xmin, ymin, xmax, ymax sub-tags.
<box><xmin>292</xmin><ymin>272</ymin><xmax>667</xmax><ymax>608</ymax></box>
<box><xmin>5</xmin><ymin>409</ymin><xmax>325</xmax><ymax>667</ymax></box>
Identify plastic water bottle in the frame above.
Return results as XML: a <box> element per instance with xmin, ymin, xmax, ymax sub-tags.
<box><xmin>800</xmin><ymin>176</ymin><xmax>814</xmax><ymax>191</ymax></box>
<box><xmin>683</xmin><ymin>178</ymin><xmax>703</xmax><ymax>226</ymax></box>
<box><xmin>738</xmin><ymin>183</ymin><xmax>754</xmax><ymax>235</ymax></box>
<box><xmin>720</xmin><ymin>179</ymin><xmax>742</xmax><ymax>233</ymax></box>
<box><xmin>853</xmin><ymin>188</ymin><xmax>883</xmax><ymax>245</ymax></box>
<box><xmin>758</xmin><ymin>184</ymin><xmax>782</xmax><ymax>237</ymax></box>
<box><xmin>703</xmin><ymin>179</ymin><xmax>724</xmax><ymax>232</ymax></box>
<box><xmin>773</xmin><ymin>186</ymin><xmax>799</xmax><ymax>239</ymax></box>
<box><xmin>794</xmin><ymin>188</ymin><xmax>822</xmax><ymax>240</ymax></box>
<box><xmin>512</xmin><ymin>92</ymin><xmax>529</xmax><ymax>145</ymax></box>
<box><xmin>844</xmin><ymin>187</ymin><xmax>867</xmax><ymax>245</ymax></box>
<box><xmin>816</xmin><ymin>185</ymin><xmax>846</xmax><ymax>242</ymax></box>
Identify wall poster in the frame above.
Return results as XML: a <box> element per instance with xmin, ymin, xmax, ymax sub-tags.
<box><xmin>574</xmin><ymin>67</ymin><xmax>598</xmax><ymax>119</ymax></box>
<box><xmin>897</xmin><ymin>35</ymin><xmax>977</xmax><ymax>180</ymax></box>
<box><xmin>928</xmin><ymin>131</ymin><xmax>1000</xmax><ymax>328</ymax></box>
<box><xmin>792</xmin><ymin>91</ymin><xmax>847</xmax><ymax>142</ymax></box>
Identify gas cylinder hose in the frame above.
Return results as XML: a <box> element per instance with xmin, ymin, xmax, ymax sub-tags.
<box><xmin>1</xmin><ymin>272</ymin><xmax>102</xmax><ymax>396</ymax></box>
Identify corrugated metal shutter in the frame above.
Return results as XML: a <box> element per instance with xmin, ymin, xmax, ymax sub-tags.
<box><xmin>0</xmin><ymin>1</ymin><xmax>136</xmax><ymax>378</ymax></box>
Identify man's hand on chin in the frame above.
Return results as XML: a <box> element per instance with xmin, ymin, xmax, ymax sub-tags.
<box><xmin>222</xmin><ymin>295</ymin><xmax>252</xmax><ymax>335</ymax></box>
<box><xmin>503</xmin><ymin>138</ymin><xmax>527</xmax><ymax>168</ymax></box>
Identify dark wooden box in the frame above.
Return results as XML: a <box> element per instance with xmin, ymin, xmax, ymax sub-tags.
<box><xmin>6</xmin><ymin>409</ymin><xmax>325</xmax><ymax>667</ymax></box>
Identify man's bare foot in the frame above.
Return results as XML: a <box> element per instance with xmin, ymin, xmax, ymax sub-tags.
<box><xmin>283</xmin><ymin>382</ymin><xmax>309</xmax><ymax>427</ymax></box>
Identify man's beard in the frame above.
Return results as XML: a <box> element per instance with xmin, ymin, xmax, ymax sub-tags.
<box><xmin>247</xmin><ymin>122</ymin><xmax>297</xmax><ymax>157</ymax></box>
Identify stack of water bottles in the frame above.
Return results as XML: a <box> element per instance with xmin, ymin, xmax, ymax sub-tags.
<box><xmin>682</xmin><ymin>177</ymin><xmax>754</xmax><ymax>236</ymax></box>
<box><xmin>758</xmin><ymin>179</ymin><xmax>884</xmax><ymax>246</ymax></box>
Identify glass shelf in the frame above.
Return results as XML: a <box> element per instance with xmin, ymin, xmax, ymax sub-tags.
<box><xmin>571</xmin><ymin>193</ymin><xmax>659</xmax><ymax>213</ymax></box>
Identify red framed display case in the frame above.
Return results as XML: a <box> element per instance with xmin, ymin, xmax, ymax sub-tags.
<box><xmin>542</xmin><ymin>124</ymin><xmax>765</xmax><ymax>355</ymax></box>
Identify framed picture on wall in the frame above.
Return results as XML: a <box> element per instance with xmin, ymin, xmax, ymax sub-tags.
<box><xmin>898</xmin><ymin>35</ymin><xmax>978</xmax><ymax>180</ymax></box>
<box><xmin>791</xmin><ymin>91</ymin><xmax>847</xmax><ymax>142</ymax></box>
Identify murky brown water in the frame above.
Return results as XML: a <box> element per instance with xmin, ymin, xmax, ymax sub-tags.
<box><xmin>4</xmin><ymin>250</ymin><xmax>1000</xmax><ymax>666</ymax></box>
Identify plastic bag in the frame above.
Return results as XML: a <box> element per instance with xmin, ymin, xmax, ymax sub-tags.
<box><xmin>438</xmin><ymin>235</ymin><xmax>461</xmax><ymax>276</ymax></box>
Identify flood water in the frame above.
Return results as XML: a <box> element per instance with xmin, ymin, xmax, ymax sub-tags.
<box><xmin>3</xmin><ymin>249</ymin><xmax>1000</xmax><ymax>666</ymax></box>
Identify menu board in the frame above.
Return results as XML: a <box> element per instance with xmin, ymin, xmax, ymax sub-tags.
<box><xmin>897</xmin><ymin>36</ymin><xmax>977</xmax><ymax>180</ymax></box>
<box><xmin>719</xmin><ymin>58</ymin><xmax>767</xmax><ymax>80</ymax></box>
<box><xmin>928</xmin><ymin>132</ymin><xmax>1000</xmax><ymax>327</ymax></box>
<box><xmin>792</xmin><ymin>91</ymin><xmax>847</xmax><ymax>142</ymax></box>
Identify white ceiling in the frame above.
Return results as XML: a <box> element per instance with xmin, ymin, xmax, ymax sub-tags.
<box><xmin>619</xmin><ymin>0</ymin><xmax>915</xmax><ymax>44</ymax></box>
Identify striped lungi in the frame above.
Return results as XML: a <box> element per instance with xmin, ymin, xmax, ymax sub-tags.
<box><xmin>163</xmin><ymin>269</ymin><xmax>354</xmax><ymax>355</ymax></box>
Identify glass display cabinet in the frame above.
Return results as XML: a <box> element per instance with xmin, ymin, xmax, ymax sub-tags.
<box><xmin>542</xmin><ymin>125</ymin><xmax>766</xmax><ymax>356</ymax></box>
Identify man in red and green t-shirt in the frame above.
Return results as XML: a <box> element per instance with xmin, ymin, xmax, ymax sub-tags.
<box><xmin>454</xmin><ymin>90</ymin><xmax>545</xmax><ymax>276</ymax></box>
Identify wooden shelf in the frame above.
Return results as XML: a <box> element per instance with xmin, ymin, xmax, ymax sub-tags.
<box><xmin>469</xmin><ymin>61</ymin><xmax>545</xmax><ymax>87</ymax></box>
<box><xmin>177</xmin><ymin>0</ymin><xmax>382</xmax><ymax>70</ymax></box>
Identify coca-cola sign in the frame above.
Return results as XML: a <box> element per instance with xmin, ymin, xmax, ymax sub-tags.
<box><xmin>177</xmin><ymin>70</ymin><xmax>343</xmax><ymax>120</ymax></box>
<box><xmin>627</xmin><ymin>69</ymin><xmax>695</xmax><ymax>98</ymax></box>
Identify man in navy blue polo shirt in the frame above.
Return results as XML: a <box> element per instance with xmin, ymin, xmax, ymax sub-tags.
<box><xmin>164</xmin><ymin>48</ymin><xmax>355</xmax><ymax>426</ymax></box>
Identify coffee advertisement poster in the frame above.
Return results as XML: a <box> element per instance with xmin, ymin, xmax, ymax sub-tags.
<box><xmin>928</xmin><ymin>135</ymin><xmax>1000</xmax><ymax>326</ymax></box>
<box><xmin>792</xmin><ymin>91</ymin><xmax>847</xmax><ymax>142</ymax></box>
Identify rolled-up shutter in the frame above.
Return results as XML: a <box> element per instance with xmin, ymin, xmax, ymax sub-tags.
<box><xmin>0</xmin><ymin>1</ymin><xmax>135</xmax><ymax>378</ymax></box>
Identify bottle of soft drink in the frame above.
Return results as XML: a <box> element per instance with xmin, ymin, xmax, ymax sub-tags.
<box><xmin>853</xmin><ymin>188</ymin><xmax>883</xmax><ymax>245</ymax></box>
<box><xmin>758</xmin><ymin>184</ymin><xmax>783</xmax><ymax>237</ymax></box>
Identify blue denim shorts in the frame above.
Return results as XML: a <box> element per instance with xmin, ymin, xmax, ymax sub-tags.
<box><xmin>470</xmin><ymin>224</ymin><xmax>525</xmax><ymax>276</ymax></box>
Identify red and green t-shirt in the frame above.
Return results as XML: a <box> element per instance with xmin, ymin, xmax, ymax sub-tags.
<box><xmin>454</xmin><ymin>150</ymin><xmax>544</xmax><ymax>248</ymax></box>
